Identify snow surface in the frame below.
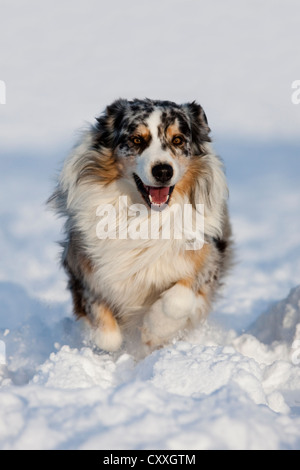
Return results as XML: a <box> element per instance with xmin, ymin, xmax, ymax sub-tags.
<box><xmin>0</xmin><ymin>282</ymin><xmax>300</xmax><ymax>450</ymax></box>
<box><xmin>1</xmin><ymin>0</ymin><xmax>300</xmax><ymax>450</ymax></box>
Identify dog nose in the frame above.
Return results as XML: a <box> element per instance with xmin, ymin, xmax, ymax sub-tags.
<box><xmin>151</xmin><ymin>164</ymin><xmax>173</xmax><ymax>184</ymax></box>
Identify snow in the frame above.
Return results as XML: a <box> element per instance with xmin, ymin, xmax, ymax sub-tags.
<box><xmin>1</xmin><ymin>0</ymin><xmax>300</xmax><ymax>451</ymax></box>
<box><xmin>1</xmin><ymin>298</ymin><xmax>300</xmax><ymax>449</ymax></box>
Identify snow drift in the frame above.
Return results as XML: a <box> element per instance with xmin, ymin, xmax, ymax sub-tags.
<box><xmin>0</xmin><ymin>281</ymin><xmax>300</xmax><ymax>450</ymax></box>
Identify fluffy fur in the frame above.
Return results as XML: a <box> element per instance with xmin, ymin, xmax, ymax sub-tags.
<box><xmin>49</xmin><ymin>98</ymin><xmax>233</xmax><ymax>352</ymax></box>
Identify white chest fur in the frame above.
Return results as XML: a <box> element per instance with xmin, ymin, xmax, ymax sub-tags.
<box><xmin>71</xmin><ymin>180</ymin><xmax>197</xmax><ymax>314</ymax></box>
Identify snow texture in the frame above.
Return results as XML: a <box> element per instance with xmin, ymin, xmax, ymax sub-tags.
<box><xmin>0</xmin><ymin>284</ymin><xmax>300</xmax><ymax>450</ymax></box>
<box><xmin>1</xmin><ymin>0</ymin><xmax>300</xmax><ymax>450</ymax></box>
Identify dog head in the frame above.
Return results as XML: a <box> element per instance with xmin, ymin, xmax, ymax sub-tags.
<box><xmin>92</xmin><ymin>98</ymin><xmax>211</xmax><ymax>209</ymax></box>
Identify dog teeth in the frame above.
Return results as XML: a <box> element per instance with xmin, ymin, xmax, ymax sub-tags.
<box><xmin>149</xmin><ymin>194</ymin><xmax>170</xmax><ymax>207</ymax></box>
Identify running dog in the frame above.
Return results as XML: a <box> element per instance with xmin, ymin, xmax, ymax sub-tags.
<box><xmin>49</xmin><ymin>98</ymin><xmax>232</xmax><ymax>352</ymax></box>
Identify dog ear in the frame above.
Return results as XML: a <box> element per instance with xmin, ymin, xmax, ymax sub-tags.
<box><xmin>182</xmin><ymin>101</ymin><xmax>211</xmax><ymax>153</ymax></box>
<box><xmin>94</xmin><ymin>99</ymin><xmax>129</xmax><ymax>148</ymax></box>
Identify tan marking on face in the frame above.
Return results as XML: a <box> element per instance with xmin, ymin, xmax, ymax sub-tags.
<box><xmin>166</xmin><ymin>123</ymin><xmax>182</xmax><ymax>141</ymax></box>
<box><xmin>132</xmin><ymin>124</ymin><xmax>151</xmax><ymax>142</ymax></box>
<box><xmin>164</xmin><ymin>121</ymin><xmax>188</xmax><ymax>163</ymax></box>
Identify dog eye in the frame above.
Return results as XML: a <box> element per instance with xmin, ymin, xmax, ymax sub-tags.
<box><xmin>130</xmin><ymin>136</ymin><xmax>143</xmax><ymax>145</ymax></box>
<box><xmin>172</xmin><ymin>136</ymin><xmax>184</xmax><ymax>146</ymax></box>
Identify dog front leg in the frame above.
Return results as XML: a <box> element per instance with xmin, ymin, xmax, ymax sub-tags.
<box><xmin>141</xmin><ymin>281</ymin><xmax>209</xmax><ymax>349</ymax></box>
<box><xmin>89</xmin><ymin>302</ymin><xmax>123</xmax><ymax>352</ymax></box>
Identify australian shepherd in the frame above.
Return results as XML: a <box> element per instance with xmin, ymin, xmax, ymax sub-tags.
<box><xmin>49</xmin><ymin>98</ymin><xmax>232</xmax><ymax>353</ymax></box>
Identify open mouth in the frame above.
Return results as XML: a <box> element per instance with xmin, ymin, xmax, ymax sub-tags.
<box><xmin>133</xmin><ymin>174</ymin><xmax>175</xmax><ymax>209</ymax></box>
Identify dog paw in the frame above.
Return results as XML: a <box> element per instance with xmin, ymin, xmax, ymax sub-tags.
<box><xmin>141</xmin><ymin>298</ymin><xmax>187</xmax><ymax>348</ymax></box>
<box><xmin>89</xmin><ymin>303</ymin><xmax>123</xmax><ymax>352</ymax></box>
<box><xmin>91</xmin><ymin>324</ymin><xmax>123</xmax><ymax>352</ymax></box>
<box><xmin>161</xmin><ymin>283</ymin><xmax>197</xmax><ymax>319</ymax></box>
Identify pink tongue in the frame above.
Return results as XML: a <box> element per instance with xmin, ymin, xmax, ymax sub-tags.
<box><xmin>149</xmin><ymin>186</ymin><xmax>170</xmax><ymax>204</ymax></box>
